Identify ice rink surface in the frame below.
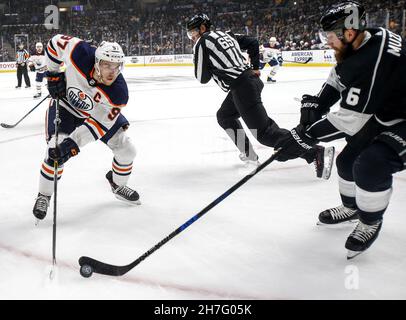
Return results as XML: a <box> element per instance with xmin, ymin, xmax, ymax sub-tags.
<box><xmin>0</xmin><ymin>66</ymin><xmax>405</xmax><ymax>299</ymax></box>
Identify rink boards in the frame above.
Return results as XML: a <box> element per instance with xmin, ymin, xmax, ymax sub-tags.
<box><xmin>0</xmin><ymin>49</ymin><xmax>336</xmax><ymax>73</ymax></box>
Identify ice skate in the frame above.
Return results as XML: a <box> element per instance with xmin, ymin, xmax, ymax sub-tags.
<box><xmin>239</xmin><ymin>152</ymin><xmax>260</xmax><ymax>167</ymax></box>
<box><xmin>106</xmin><ymin>171</ymin><xmax>141</xmax><ymax>205</ymax></box>
<box><xmin>317</xmin><ymin>205</ymin><xmax>358</xmax><ymax>226</ymax></box>
<box><xmin>266</xmin><ymin>76</ymin><xmax>276</xmax><ymax>83</ymax></box>
<box><xmin>346</xmin><ymin>220</ymin><xmax>382</xmax><ymax>259</ymax></box>
<box><xmin>33</xmin><ymin>193</ymin><xmax>51</xmax><ymax>224</ymax></box>
<box><xmin>33</xmin><ymin>92</ymin><xmax>42</xmax><ymax>99</ymax></box>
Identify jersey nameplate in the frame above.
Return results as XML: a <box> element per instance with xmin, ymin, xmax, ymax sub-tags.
<box><xmin>387</xmin><ymin>30</ymin><xmax>402</xmax><ymax>57</ymax></box>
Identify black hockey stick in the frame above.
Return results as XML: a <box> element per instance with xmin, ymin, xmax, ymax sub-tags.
<box><xmin>283</xmin><ymin>57</ymin><xmax>312</xmax><ymax>64</ymax></box>
<box><xmin>78</xmin><ymin>150</ymin><xmax>281</xmax><ymax>278</ymax></box>
<box><xmin>0</xmin><ymin>94</ymin><xmax>50</xmax><ymax>129</ymax></box>
<box><xmin>50</xmin><ymin>98</ymin><xmax>60</xmax><ymax>279</ymax></box>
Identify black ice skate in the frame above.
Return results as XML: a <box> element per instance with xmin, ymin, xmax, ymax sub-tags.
<box><xmin>33</xmin><ymin>92</ymin><xmax>42</xmax><ymax>99</ymax></box>
<box><xmin>318</xmin><ymin>205</ymin><xmax>358</xmax><ymax>225</ymax></box>
<box><xmin>33</xmin><ymin>193</ymin><xmax>51</xmax><ymax>221</ymax></box>
<box><xmin>239</xmin><ymin>151</ymin><xmax>260</xmax><ymax>167</ymax></box>
<box><xmin>314</xmin><ymin>145</ymin><xmax>335</xmax><ymax>180</ymax></box>
<box><xmin>266</xmin><ymin>76</ymin><xmax>276</xmax><ymax>83</ymax></box>
<box><xmin>106</xmin><ymin>171</ymin><xmax>141</xmax><ymax>205</ymax></box>
<box><xmin>345</xmin><ymin>220</ymin><xmax>383</xmax><ymax>260</ymax></box>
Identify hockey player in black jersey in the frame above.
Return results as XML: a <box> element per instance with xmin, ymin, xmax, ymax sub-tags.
<box><xmin>274</xmin><ymin>1</ymin><xmax>406</xmax><ymax>259</ymax></box>
<box><xmin>186</xmin><ymin>13</ymin><xmax>334</xmax><ymax>179</ymax></box>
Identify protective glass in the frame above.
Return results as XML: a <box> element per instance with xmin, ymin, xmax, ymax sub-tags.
<box><xmin>318</xmin><ymin>29</ymin><xmax>344</xmax><ymax>45</ymax></box>
<box><xmin>99</xmin><ymin>60</ymin><xmax>123</xmax><ymax>74</ymax></box>
<box><xmin>187</xmin><ymin>28</ymin><xmax>199</xmax><ymax>40</ymax></box>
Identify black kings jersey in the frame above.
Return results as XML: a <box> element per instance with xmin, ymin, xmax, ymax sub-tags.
<box><xmin>308</xmin><ymin>28</ymin><xmax>406</xmax><ymax>141</ymax></box>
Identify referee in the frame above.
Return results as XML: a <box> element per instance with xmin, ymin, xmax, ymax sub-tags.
<box><xmin>187</xmin><ymin>14</ymin><xmax>332</xmax><ymax>178</ymax></box>
<box><xmin>15</xmin><ymin>43</ymin><xmax>31</xmax><ymax>88</ymax></box>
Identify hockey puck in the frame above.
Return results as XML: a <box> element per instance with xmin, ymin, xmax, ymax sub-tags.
<box><xmin>80</xmin><ymin>264</ymin><xmax>93</xmax><ymax>278</ymax></box>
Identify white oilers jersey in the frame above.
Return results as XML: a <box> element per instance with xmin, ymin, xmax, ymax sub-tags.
<box><xmin>45</xmin><ymin>34</ymin><xmax>129</xmax><ymax>148</ymax></box>
<box><xmin>29</xmin><ymin>53</ymin><xmax>47</xmax><ymax>73</ymax></box>
<box><xmin>260</xmin><ymin>47</ymin><xmax>281</xmax><ymax>63</ymax></box>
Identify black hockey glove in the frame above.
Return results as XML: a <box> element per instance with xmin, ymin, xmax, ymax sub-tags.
<box><xmin>275</xmin><ymin>124</ymin><xmax>318</xmax><ymax>162</ymax></box>
<box><xmin>46</xmin><ymin>71</ymin><xmax>66</xmax><ymax>99</ymax></box>
<box><xmin>48</xmin><ymin>138</ymin><xmax>80</xmax><ymax>165</ymax></box>
<box><xmin>29</xmin><ymin>64</ymin><xmax>35</xmax><ymax>72</ymax></box>
<box><xmin>300</xmin><ymin>94</ymin><xmax>323</xmax><ymax>128</ymax></box>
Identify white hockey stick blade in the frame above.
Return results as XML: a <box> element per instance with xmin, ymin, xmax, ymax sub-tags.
<box><xmin>321</xmin><ymin>146</ymin><xmax>335</xmax><ymax>180</ymax></box>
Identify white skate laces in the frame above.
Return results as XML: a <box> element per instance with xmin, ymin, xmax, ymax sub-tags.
<box><xmin>35</xmin><ymin>194</ymin><xmax>50</xmax><ymax>212</ymax></box>
<box><xmin>114</xmin><ymin>185</ymin><xmax>136</xmax><ymax>198</ymax></box>
<box><xmin>329</xmin><ymin>205</ymin><xmax>357</xmax><ymax>221</ymax></box>
<box><xmin>349</xmin><ymin>221</ymin><xmax>381</xmax><ymax>243</ymax></box>
<box><xmin>33</xmin><ymin>193</ymin><xmax>51</xmax><ymax>223</ymax></box>
<box><xmin>317</xmin><ymin>204</ymin><xmax>358</xmax><ymax>225</ymax></box>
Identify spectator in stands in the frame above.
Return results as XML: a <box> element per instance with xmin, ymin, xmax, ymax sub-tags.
<box><xmin>0</xmin><ymin>0</ymin><xmax>404</xmax><ymax>57</ymax></box>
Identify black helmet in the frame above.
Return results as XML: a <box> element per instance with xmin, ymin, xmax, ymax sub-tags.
<box><xmin>320</xmin><ymin>1</ymin><xmax>366</xmax><ymax>32</ymax></box>
<box><xmin>186</xmin><ymin>13</ymin><xmax>212</xmax><ymax>31</ymax></box>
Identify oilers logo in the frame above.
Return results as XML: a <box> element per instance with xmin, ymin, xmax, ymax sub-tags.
<box><xmin>67</xmin><ymin>87</ymin><xmax>94</xmax><ymax>111</ymax></box>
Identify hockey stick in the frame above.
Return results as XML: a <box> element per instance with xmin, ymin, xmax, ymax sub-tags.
<box><xmin>0</xmin><ymin>94</ymin><xmax>50</xmax><ymax>129</ymax></box>
<box><xmin>50</xmin><ymin>98</ymin><xmax>60</xmax><ymax>280</ymax></box>
<box><xmin>283</xmin><ymin>57</ymin><xmax>312</xmax><ymax>64</ymax></box>
<box><xmin>78</xmin><ymin>150</ymin><xmax>281</xmax><ymax>278</ymax></box>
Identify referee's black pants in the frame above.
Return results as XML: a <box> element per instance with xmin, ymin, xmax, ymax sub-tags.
<box><xmin>216</xmin><ymin>70</ymin><xmax>316</xmax><ymax>162</ymax></box>
<box><xmin>16</xmin><ymin>64</ymin><xmax>31</xmax><ymax>87</ymax></box>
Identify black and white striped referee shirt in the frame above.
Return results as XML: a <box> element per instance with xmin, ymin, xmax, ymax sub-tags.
<box><xmin>16</xmin><ymin>49</ymin><xmax>30</xmax><ymax>65</ymax></box>
<box><xmin>193</xmin><ymin>30</ymin><xmax>251</xmax><ymax>92</ymax></box>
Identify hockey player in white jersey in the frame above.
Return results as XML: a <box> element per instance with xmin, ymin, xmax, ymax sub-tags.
<box><xmin>32</xmin><ymin>35</ymin><xmax>140</xmax><ymax>220</ymax></box>
<box><xmin>259</xmin><ymin>37</ymin><xmax>283</xmax><ymax>83</ymax></box>
<box><xmin>28</xmin><ymin>42</ymin><xmax>47</xmax><ymax>99</ymax></box>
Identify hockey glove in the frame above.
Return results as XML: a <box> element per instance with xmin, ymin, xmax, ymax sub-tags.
<box><xmin>29</xmin><ymin>64</ymin><xmax>36</xmax><ymax>72</ymax></box>
<box><xmin>48</xmin><ymin>138</ymin><xmax>80</xmax><ymax>165</ymax></box>
<box><xmin>253</xmin><ymin>69</ymin><xmax>261</xmax><ymax>77</ymax></box>
<box><xmin>275</xmin><ymin>124</ymin><xmax>318</xmax><ymax>162</ymax></box>
<box><xmin>300</xmin><ymin>94</ymin><xmax>324</xmax><ymax>128</ymax></box>
<box><xmin>46</xmin><ymin>71</ymin><xmax>66</xmax><ymax>99</ymax></box>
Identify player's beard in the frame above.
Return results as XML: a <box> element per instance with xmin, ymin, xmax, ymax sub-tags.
<box><xmin>334</xmin><ymin>42</ymin><xmax>354</xmax><ymax>64</ymax></box>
